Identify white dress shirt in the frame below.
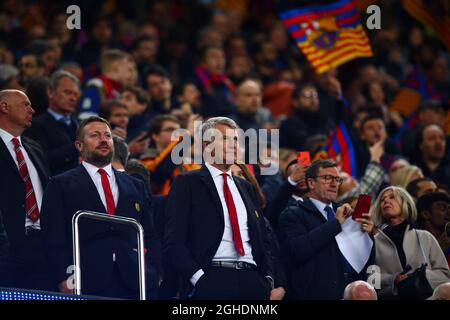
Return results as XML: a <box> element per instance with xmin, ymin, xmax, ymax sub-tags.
<box><xmin>82</xmin><ymin>162</ymin><xmax>119</xmax><ymax>211</ymax></box>
<box><xmin>0</xmin><ymin>128</ymin><xmax>44</xmax><ymax>228</ymax></box>
<box><xmin>310</xmin><ymin>197</ymin><xmax>333</xmax><ymax>220</ymax></box>
<box><xmin>190</xmin><ymin>162</ymin><xmax>256</xmax><ymax>286</ymax></box>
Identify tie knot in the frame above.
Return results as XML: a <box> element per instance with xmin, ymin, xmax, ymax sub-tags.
<box><xmin>11</xmin><ymin>137</ymin><xmax>20</xmax><ymax>149</ymax></box>
<box><xmin>221</xmin><ymin>172</ymin><xmax>229</xmax><ymax>179</ymax></box>
<box><xmin>98</xmin><ymin>168</ymin><xmax>107</xmax><ymax>176</ymax></box>
<box><xmin>325</xmin><ymin>206</ymin><xmax>335</xmax><ymax>221</ymax></box>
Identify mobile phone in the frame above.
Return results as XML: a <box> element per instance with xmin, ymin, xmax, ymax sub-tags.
<box><xmin>352</xmin><ymin>194</ymin><xmax>372</xmax><ymax>220</ymax></box>
<box><xmin>297</xmin><ymin>151</ymin><xmax>311</xmax><ymax>167</ymax></box>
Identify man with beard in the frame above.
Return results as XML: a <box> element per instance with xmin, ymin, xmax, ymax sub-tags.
<box><xmin>40</xmin><ymin>116</ymin><xmax>160</xmax><ymax>299</ymax></box>
<box><xmin>413</xmin><ymin>124</ymin><xmax>450</xmax><ymax>189</ymax></box>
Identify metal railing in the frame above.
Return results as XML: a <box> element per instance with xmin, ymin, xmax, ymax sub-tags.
<box><xmin>72</xmin><ymin>210</ymin><xmax>146</xmax><ymax>300</ymax></box>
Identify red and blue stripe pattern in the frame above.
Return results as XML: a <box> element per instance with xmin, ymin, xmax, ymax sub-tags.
<box><xmin>279</xmin><ymin>0</ymin><xmax>372</xmax><ymax>74</ymax></box>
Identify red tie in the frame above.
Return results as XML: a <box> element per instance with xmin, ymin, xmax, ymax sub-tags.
<box><xmin>221</xmin><ymin>173</ymin><xmax>245</xmax><ymax>256</ymax></box>
<box><xmin>11</xmin><ymin>138</ymin><xmax>40</xmax><ymax>222</ymax></box>
<box><xmin>98</xmin><ymin>168</ymin><xmax>116</xmax><ymax>215</ymax></box>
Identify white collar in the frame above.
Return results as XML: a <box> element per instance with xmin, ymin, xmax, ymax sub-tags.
<box><xmin>82</xmin><ymin>161</ymin><xmax>114</xmax><ymax>177</ymax></box>
<box><xmin>205</xmin><ymin>162</ymin><xmax>232</xmax><ymax>179</ymax></box>
<box><xmin>0</xmin><ymin>127</ymin><xmax>21</xmax><ymax>146</ymax></box>
<box><xmin>309</xmin><ymin>197</ymin><xmax>332</xmax><ymax>213</ymax></box>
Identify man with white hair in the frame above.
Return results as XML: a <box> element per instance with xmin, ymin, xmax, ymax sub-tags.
<box><xmin>343</xmin><ymin>280</ymin><xmax>378</xmax><ymax>300</ymax></box>
<box><xmin>430</xmin><ymin>282</ymin><xmax>450</xmax><ymax>300</ymax></box>
<box><xmin>164</xmin><ymin>116</ymin><xmax>274</xmax><ymax>299</ymax></box>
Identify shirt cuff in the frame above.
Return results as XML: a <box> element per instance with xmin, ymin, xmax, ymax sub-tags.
<box><xmin>287</xmin><ymin>176</ymin><xmax>297</xmax><ymax>186</ymax></box>
<box><xmin>190</xmin><ymin>269</ymin><xmax>205</xmax><ymax>286</ymax></box>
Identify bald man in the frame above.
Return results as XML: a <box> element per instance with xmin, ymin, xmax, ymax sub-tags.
<box><xmin>430</xmin><ymin>282</ymin><xmax>450</xmax><ymax>300</ymax></box>
<box><xmin>0</xmin><ymin>89</ymin><xmax>53</xmax><ymax>291</ymax></box>
<box><xmin>343</xmin><ymin>281</ymin><xmax>378</xmax><ymax>300</ymax></box>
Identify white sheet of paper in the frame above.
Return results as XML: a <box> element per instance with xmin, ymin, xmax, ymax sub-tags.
<box><xmin>335</xmin><ymin>218</ymin><xmax>373</xmax><ymax>273</ymax></box>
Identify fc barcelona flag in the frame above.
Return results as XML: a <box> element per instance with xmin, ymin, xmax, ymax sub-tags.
<box><xmin>279</xmin><ymin>0</ymin><xmax>373</xmax><ymax>74</ymax></box>
<box><xmin>314</xmin><ymin>121</ymin><xmax>358</xmax><ymax>177</ymax></box>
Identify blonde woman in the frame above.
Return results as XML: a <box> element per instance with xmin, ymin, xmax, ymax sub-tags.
<box><xmin>362</xmin><ymin>186</ymin><xmax>450</xmax><ymax>299</ymax></box>
<box><xmin>390</xmin><ymin>165</ymin><xmax>423</xmax><ymax>189</ymax></box>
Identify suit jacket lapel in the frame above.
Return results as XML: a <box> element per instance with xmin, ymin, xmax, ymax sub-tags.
<box><xmin>73</xmin><ymin>165</ymin><xmax>107</xmax><ymax>214</ymax></box>
<box><xmin>22</xmin><ymin>137</ymin><xmax>48</xmax><ymax>186</ymax></box>
<box><xmin>199</xmin><ymin>166</ymin><xmax>224</xmax><ymax>220</ymax></box>
<box><xmin>0</xmin><ymin>137</ymin><xmax>21</xmax><ymax>180</ymax></box>
<box><xmin>303</xmin><ymin>197</ymin><xmax>328</xmax><ymax>223</ymax></box>
<box><xmin>114</xmin><ymin>170</ymin><xmax>130</xmax><ymax>218</ymax></box>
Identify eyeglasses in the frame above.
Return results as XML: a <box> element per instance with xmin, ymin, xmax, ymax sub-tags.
<box><xmin>301</xmin><ymin>91</ymin><xmax>318</xmax><ymax>99</ymax></box>
<box><xmin>160</xmin><ymin>127</ymin><xmax>178</xmax><ymax>133</ymax></box>
<box><xmin>314</xmin><ymin>175</ymin><xmax>343</xmax><ymax>184</ymax></box>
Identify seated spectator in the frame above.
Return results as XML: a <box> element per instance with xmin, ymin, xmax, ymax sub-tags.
<box><xmin>355</xmin><ymin>113</ymin><xmax>399</xmax><ymax>177</ymax></box>
<box><xmin>141</xmin><ymin>115</ymin><xmax>200</xmax><ymax>195</ymax></box>
<box><xmin>412</xmin><ymin>124</ymin><xmax>450</xmax><ymax>189</ymax></box>
<box><xmin>416</xmin><ymin>192</ymin><xmax>450</xmax><ymax>267</ymax></box>
<box><xmin>24</xmin><ymin>70</ymin><xmax>81</xmax><ymax>175</ymax></box>
<box><xmin>111</xmin><ymin>136</ymin><xmax>129</xmax><ymax>171</ymax></box>
<box><xmin>79</xmin><ymin>49</ymin><xmax>136</xmax><ymax>119</ymax></box>
<box><xmin>367</xmin><ymin>186</ymin><xmax>450</xmax><ymax>299</ymax></box>
<box><xmin>406</xmin><ymin>177</ymin><xmax>439</xmax><ymax>202</ymax></box>
<box><xmin>195</xmin><ymin>45</ymin><xmax>236</xmax><ymax>117</ymax></box>
<box><xmin>338</xmin><ymin>140</ymin><xmax>385</xmax><ymax>203</ymax></box>
<box><xmin>98</xmin><ymin>99</ymin><xmax>150</xmax><ymax>158</ymax></box>
<box><xmin>279</xmin><ymin>82</ymin><xmax>333</xmax><ymax>151</ymax></box>
<box><xmin>343</xmin><ymin>281</ymin><xmax>378</xmax><ymax>300</ymax></box>
<box><xmin>17</xmin><ymin>53</ymin><xmax>45</xmax><ymax>86</ymax></box>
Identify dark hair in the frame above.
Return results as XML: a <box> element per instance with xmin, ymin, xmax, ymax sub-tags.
<box><xmin>360</xmin><ymin>113</ymin><xmax>385</xmax><ymax>133</ymax></box>
<box><xmin>406</xmin><ymin>177</ymin><xmax>435</xmax><ymax>198</ymax></box>
<box><xmin>130</xmin><ymin>35</ymin><xmax>154</xmax><ymax>52</ymax></box>
<box><xmin>76</xmin><ymin>116</ymin><xmax>111</xmax><ymax>141</ymax></box>
<box><xmin>292</xmin><ymin>82</ymin><xmax>316</xmax><ymax>100</ymax></box>
<box><xmin>201</xmin><ymin>45</ymin><xmax>224</xmax><ymax>61</ymax></box>
<box><xmin>98</xmin><ymin>99</ymin><xmax>128</xmax><ymax>120</ymax></box>
<box><xmin>148</xmin><ymin>114</ymin><xmax>180</xmax><ymax>136</ymax></box>
<box><xmin>305</xmin><ymin>159</ymin><xmax>337</xmax><ymax>181</ymax></box>
<box><xmin>417</xmin><ymin>100</ymin><xmax>443</xmax><ymax>115</ymax></box>
<box><xmin>416</xmin><ymin>192</ymin><xmax>450</xmax><ymax>228</ymax></box>
<box><xmin>143</xmin><ymin>65</ymin><xmax>170</xmax><ymax>89</ymax></box>
<box><xmin>125</xmin><ymin>159</ymin><xmax>151</xmax><ymax>191</ymax></box>
<box><xmin>112</xmin><ymin>136</ymin><xmax>129</xmax><ymax>167</ymax></box>
<box><xmin>121</xmin><ymin>86</ymin><xmax>150</xmax><ymax>105</ymax></box>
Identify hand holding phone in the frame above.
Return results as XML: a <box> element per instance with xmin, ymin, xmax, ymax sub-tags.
<box><xmin>297</xmin><ymin>151</ymin><xmax>311</xmax><ymax>167</ymax></box>
<box><xmin>353</xmin><ymin>194</ymin><xmax>372</xmax><ymax>220</ymax></box>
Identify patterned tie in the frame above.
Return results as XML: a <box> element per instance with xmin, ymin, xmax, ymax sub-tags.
<box><xmin>98</xmin><ymin>168</ymin><xmax>116</xmax><ymax>215</ymax></box>
<box><xmin>11</xmin><ymin>138</ymin><xmax>40</xmax><ymax>222</ymax></box>
<box><xmin>325</xmin><ymin>205</ymin><xmax>335</xmax><ymax>221</ymax></box>
<box><xmin>221</xmin><ymin>173</ymin><xmax>245</xmax><ymax>256</ymax></box>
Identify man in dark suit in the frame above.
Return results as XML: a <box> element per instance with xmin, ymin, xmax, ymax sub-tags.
<box><xmin>278</xmin><ymin>159</ymin><xmax>373</xmax><ymax>300</ymax></box>
<box><xmin>0</xmin><ymin>89</ymin><xmax>54</xmax><ymax>291</ymax></box>
<box><xmin>41</xmin><ymin>116</ymin><xmax>160</xmax><ymax>299</ymax></box>
<box><xmin>24</xmin><ymin>70</ymin><xmax>81</xmax><ymax>175</ymax></box>
<box><xmin>164</xmin><ymin>117</ymin><xmax>274</xmax><ymax>300</ymax></box>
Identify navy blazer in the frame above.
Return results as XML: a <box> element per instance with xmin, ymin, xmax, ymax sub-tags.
<box><xmin>278</xmin><ymin>197</ymin><xmax>373</xmax><ymax>300</ymax></box>
<box><xmin>0</xmin><ymin>136</ymin><xmax>49</xmax><ymax>252</ymax></box>
<box><xmin>40</xmin><ymin>165</ymin><xmax>160</xmax><ymax>296</ymax></box>
<box><xmin>24</xmin><ymin>111</ymin><xmax>79</xmax><ymax>175</ymax></box>
<box><xmin>163</xmin><ymin>166</ymin><xmax>273</xmax><ymax>297</ymax></box>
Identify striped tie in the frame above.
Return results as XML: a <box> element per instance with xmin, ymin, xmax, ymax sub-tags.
<box><xmin>11</xmin><ymin>138</ymin><xmax>40</xmax><ymax>222</ymax></box>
